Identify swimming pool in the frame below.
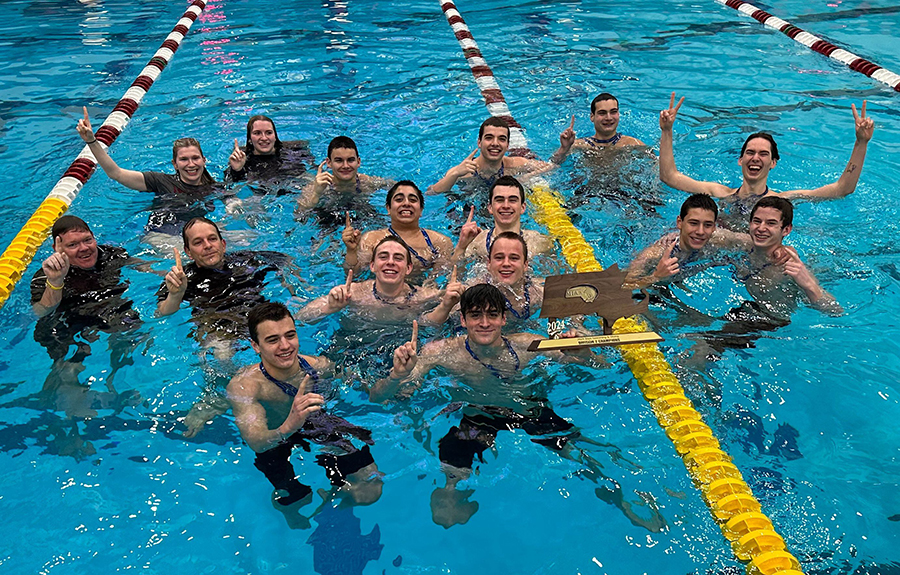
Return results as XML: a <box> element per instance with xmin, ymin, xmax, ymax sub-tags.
<box><xmin>1</xmin><ymin>0</ymin><xmax>899</xmax><ymax>572</ymax></box>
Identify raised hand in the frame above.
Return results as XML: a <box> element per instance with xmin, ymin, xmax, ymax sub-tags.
<box><xmin>342</xmin><ymin>211</ymin><xmax>361</xmax><ymax>250</ymax></box>
<box><xmin>457</xmin><ymin>206</ymin><xmax>482</xmax><ymax>250</ymax></box>
<box><xmin>851</xmin><ymin>101</ymin><xmax>875</xmax><ymax>143</ymax></box>
<box><xmin>282</xmin><ymin>375</ymin><xmax>326</xmax><ymax>434</ymax></box>
<box><xmin>770</xmin><ymin>245</ymin><xmax>793</xmax><ymax>266</ymax></box>
<box><xmin>782</xmin><ymin>248</ymin><xmax>812</xmax><ymax>285</ymax></box>
<box><xmin>653</xmin><ymin>239</ymin><xmax>680</xmax><ymax>280</ymax></box>
<box><xmin>327</xmin><ymin>269</ymin><xmax>354</xmax><ymax>310</ymax></box>
<box><xmin>313</xmin><ymin>160</ymin><xmax>334</xmax><ymax>193</ymax></box>
<box><xmin>76</xmin><ymin>106</ymin><xmax>96</xmax><ymax>143</ymax></box>
<box><xmin>659</xmin><ymin>92</ymin><xmax>684</xmax><ymax>131</ymax></box>
<box><xmin>391</xmin><ymin>320</ymin><xmax>419</xmax><ymax>379</ymax></box>
<box><xmin>450</xmin><ymin>148</ymin><xmax>479</xmax><ymax>179</ymax></box>
<box><xmin>42</xmin><ymin>236</ymin><xmax>70</xmax><ymax>287</ymax></box>
<box><xmin>229</xmin><ymin>138</ymin><xmax>247</xmax><ymax>171</ymax></box>
<box><xmin>164</xmin><ymin>246</ymin><xmax>187</xmax><ymax>296</ymax></box>
<box><xmin>559</xmin><ymin>114</ymin><xmax>576</xmax><ymax>150</ymax></box>
<box><xmin>442</xmin><ymin>265</ymin><xmax>464</xmax><ymax>307</ymax></box>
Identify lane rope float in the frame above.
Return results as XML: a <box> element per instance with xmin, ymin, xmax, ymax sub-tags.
<box><xmin>438</xmin><ymin>2</ymin><xmax>805</xmax><ymax>573</ymax></box>
<box><xmin>717</xmin><ymin>0</ymin><xmax>900</xmax><ymax>93</ymax></box>
<box><xmin>0</xmin><ymin>0</ymin><xmax>209</xmax><ymax>309</ymax></box>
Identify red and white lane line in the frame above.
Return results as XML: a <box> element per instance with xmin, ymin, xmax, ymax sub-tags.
<box><xmin>49</xmin><ymin>0</ymin><xmax>209</xmax><ymax>205</ymax></box>
<box><xmin>718</xmin><ymin>0</ymin><xmax>900</xmax><ymax>93</ymax></box>
<box><xmin>438</xmin><ymin>0</ymin><xmax>533</xmax><ymax>156</ymax></box>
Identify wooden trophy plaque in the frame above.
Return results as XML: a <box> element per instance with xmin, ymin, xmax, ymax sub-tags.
<box><xmin>528</xmin><ymin>264</ymin><xmax>663</xmax><ymax>351</ymax></box>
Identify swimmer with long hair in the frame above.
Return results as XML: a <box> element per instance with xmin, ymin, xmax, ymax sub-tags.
<box><xmin>225</xmin><ymin>114</ymin><xmax>313</xmax><ymax>184</ymax></box>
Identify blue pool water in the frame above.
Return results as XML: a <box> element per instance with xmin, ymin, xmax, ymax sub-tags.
<box><xmin>1</xmin><ymin>0</ymin><xmax>899</xmax><ymax>573</ymax></box>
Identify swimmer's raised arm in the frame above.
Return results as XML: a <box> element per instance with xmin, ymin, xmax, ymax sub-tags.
<box><xmin>658</xmin><ymin>94</ymin><xmax>732</xmax><ymax>198</ymax></box>
<box><xmin>428</xmin><ymin>148</ymin><xmax>478</xmax><ymax>194</ymax></box>
<box><xmin>550</xmin><ymin>115</ymin><xmax>577</xmax><ymax>164</ymax></box>
<box><xmin>76</xmin><ymin>107</ymin><xmax>148</xmax><ymax>191</ymax></box>
<box><xmin>227</xmin><ymin>138</ymin><xmax>247</xmax><ymax>175</ymax></box>
<box><xmin>33</xmin><ymin>237</ymin><xmax>69</xmax><ymax>317</ymax></box>
<box><xmin>294</xmin><ymin>270</ymin><xmax>356</xmax><ymax>324</ymax></box>
<box><xmin>624</xmin><ymin>237</ymin><xmax>678</xmax><ymax>290</ymax></box>
<box><xmin>779</xmin><ymin>101</ymin><xmax>875</xmax><ymax>201</ymax></box>
<box><xmin>451</xmin><ymin>207</ymin><xmax>482</xmax><ymax>266</ymax></box>
<box><xmin>369</xmin><ymin>321</ymin><xmax>440</xmax><ymax>403</ymax></box>
<box><xmin>228</xmin><ymin>372</ymin><xmax>325</xmax><ymax>453</ymax></box>
<box><xmin>421</xmin><ymin>266</ymin><xmax>464</xmax><ymax>327</ymax></box>
<box><xmin>341</xmin><ymin>212</ymin><xmax>363</xmax><ymax>272</ymax></box>
<box><xmin>157</xmin><ymin>247</ymin><xmax>187</xmax><ymax>316</ymax></box>
<box><xmin>296</xmin><ymin>160</ymin><xmax>330</xmax><ymax>210</ymax></box>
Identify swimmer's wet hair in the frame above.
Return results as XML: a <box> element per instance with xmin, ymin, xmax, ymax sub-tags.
<box><xmin>248</xmin><ymin>302</ymin><xmax>293</xmax><ymax>343</ymax></box>
<box><xmin>386</xmin><ymin>180</ymin><xmax>423</xmax><ymax>208</ymax></box>
<box><xmin>52</xmin><ymin>215</ymin><xmax>92</xmax><ymax>240</ymax></box>
<box><xmin>327</xmin><ymin>136</ymin><xmax>358</xmax><ymax>159</ymax></box>
<box><xmin>489</xmin><ymin>231</ymin><xmax>528</xmax><ymax>262</ymax></box>
<box><xmin>460</xmin><ymin>283</ymin><xmax>505</xmax><ymax>317</ymax></box>
<box><xmin>751</xmin><ymin>196</ymin><xmax>793</xmax><ymax>228</ymax></box>
<box><xmin>172</xmin><ymin>137</ymin><xmax>215</xmax><ymax>185</ymax></box>
<box><xmin>181</xmin><ymin>217</ymin><xmax>223</xmax><ymax>248</ymax></box>
<box><xmin>679</xmin><ymin>194</ymin><xmax>718</xmax><ymax>220</ymax></box>
<box><xmin>489</xmin><ymin>175</ymin><xmax>524</xmax><ymax>203</ymax></box>
<box><xmin>479</xmin><ymin>116</ymin><xmax>509</xmax><ymax>140</ymax></box>
<box><xmin>373</xmin><ymin>235</ymin><xmax>412</xmax><ymax>266</ymax></box>
<box><xmin>245</xmin><ymin>115</ymin><xmax>281</xmax><ymax>153</ymax></box>
<box><xmin>740</xmin><ymin>132</ymin><xmax>780</xmax><ymax>162</ymax></box>
<box><xmin>590</xmin><ymin>92</ymin><xmax>618</xmax><ymax>114</ymax></box>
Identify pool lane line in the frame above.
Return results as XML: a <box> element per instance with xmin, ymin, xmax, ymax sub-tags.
<box><xmin>438</xmin><ymin>2</ymin><xmax>806</xmax><ymax>572</ymax></box>
<box><xmin>0</xmin><ymin>0</ymin><xmax>209</xmax><ymax>309</ymax></box>
<box><xmin>717</xmin><ymin>0</ymin><xmax>900</xmax><ymax>93</ymax></box>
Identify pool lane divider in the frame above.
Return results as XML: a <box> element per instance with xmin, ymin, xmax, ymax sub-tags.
<box><xmin>717</xmin><ymin>0</ymin><xmax>900</xmax><ymax>93</ymax></box>
<box><xmin>438</xmin><ymin>2</ymin><xmax>805</xmax><ymax>573</ymax></box>
<box><xmin>0</xmin><ymin>0</ymin><xmax>208</xmax><ymax>309</ymax></box>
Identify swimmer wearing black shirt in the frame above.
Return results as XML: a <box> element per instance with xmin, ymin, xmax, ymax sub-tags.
<box><xmin>76</xmin><ymin>107</ymin><xmax>234</xmax><ymax>239</ymax></box>
<box><xmin>29</xmin><ymin>215</ymin><xmax>141</xmax><ymax>429</ymax></box>
<box><xmin>156</xmin><ymin>217</ymin><xmax>293</xmax><ymax>343</ymax></box>
<box><xmin>225</xmin><ymin>115</ymin><xmax>314</xmax><ymax>185</ymax></box>
<box><xmin>227</xmin><ymin>303</ymin><xmax>381</xmax><ymax>524</ymax></box>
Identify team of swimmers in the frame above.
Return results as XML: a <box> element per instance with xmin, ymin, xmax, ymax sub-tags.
<box><xmin>29</xmin><ymin>93</ymin><xmax>874</xmax><ymax>527</ymax></box>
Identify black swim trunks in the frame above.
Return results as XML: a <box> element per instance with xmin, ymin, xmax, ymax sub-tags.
<box><xmin>438</xmin><ymin>404</ymin><xmax>578</xmax><ymax>470</ymax></box>
<box><xmin>253</xmin><ymin>410</ymin><xmax>375</xmax><ymax>506</ymax></box>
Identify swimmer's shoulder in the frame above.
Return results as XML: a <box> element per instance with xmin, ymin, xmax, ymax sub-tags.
<box><xmin>301</xmin><ymin>354</ymin><xmax>334</xmax><ymax>377</ymax></box>
<box><xmin>227</xmin><ymin>364</ymin><xmax>264</xmax><ymax>397</ymax></box>
<box><xmin>618</xmin><ymin>135</ymin><xmax>645</xmax><ymax>147</ymax></box>
<box><xmin>508</xmin><ymin>332</ymin><xmax>542</xmax><ymax>356</ymax></box>
<box><xmin>360</xmin><ymin>227</ymin><xmax>389</xmax><ymax>246</ymax></box>
<box><xmin>360</xmin><ymin>174</ymin><xmax>393</xmax><ymax>192</ymax></box>
<box><xmin>522</xmin><ymin>229</ymin><xmax>554</xmax><ymax>254</ymax></box>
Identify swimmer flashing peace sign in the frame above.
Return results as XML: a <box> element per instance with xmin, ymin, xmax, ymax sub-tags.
<box><xmin>658</xmin><ymin>92</ymin><xmax>875</xmax><ymax>228</ymax></box>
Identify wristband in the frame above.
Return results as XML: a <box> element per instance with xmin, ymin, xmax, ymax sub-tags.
<box><xmin>86</xmin><ymin>138</ymin><xmax>98</xmax><ymax>144</ymax></box>
<box><xmin>46</xmin><ymin>280</ymin><xmax>64</xmax><ymax>291</ymax></box>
